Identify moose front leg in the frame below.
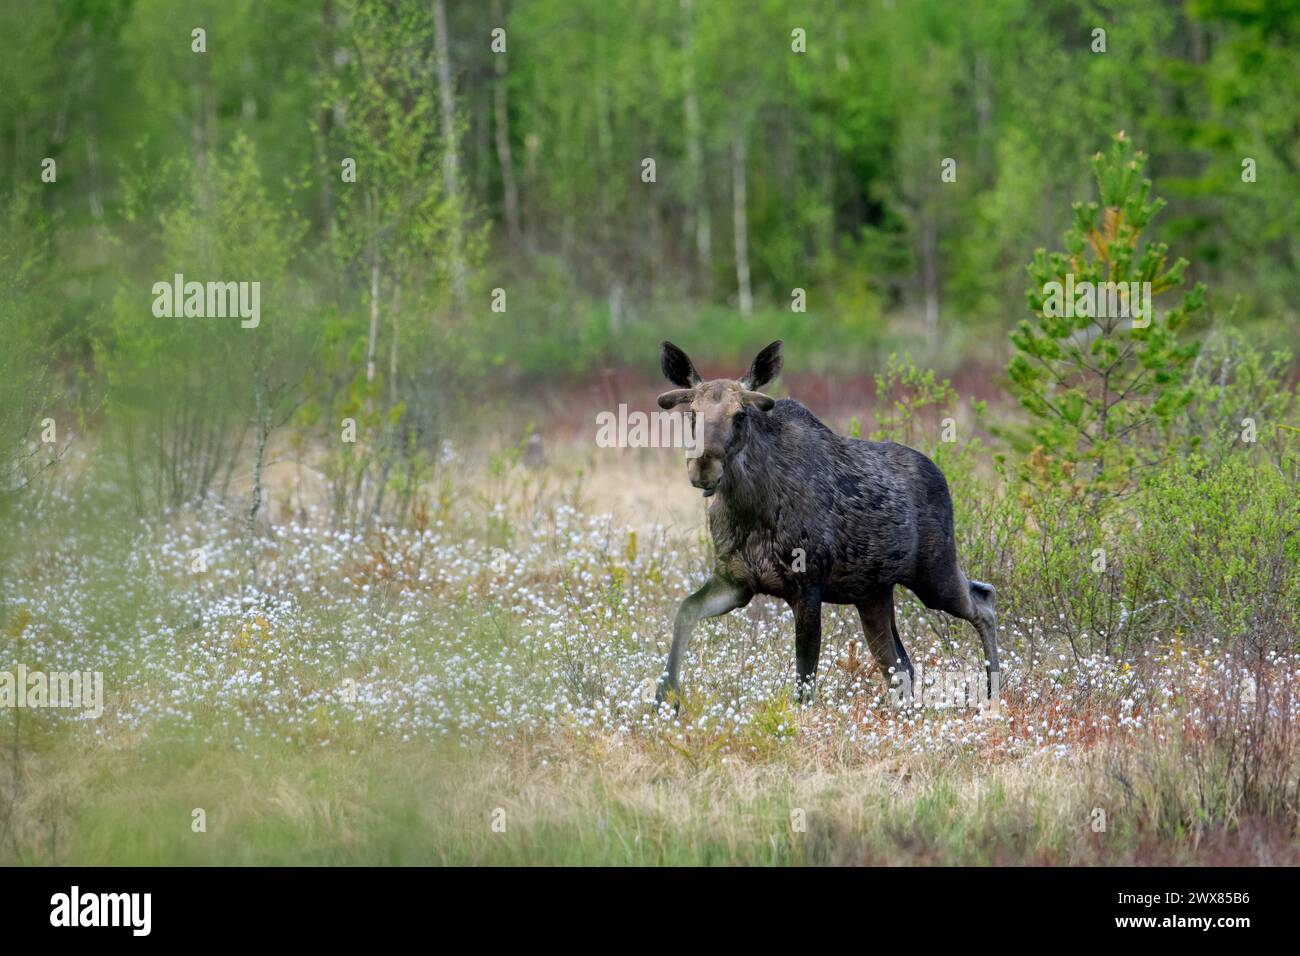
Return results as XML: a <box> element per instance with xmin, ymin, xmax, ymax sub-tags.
<box><xmin>656</xmin><ymin>575</ymin><xmax>752</xmax><ymax>708</ymax></box>
<box><xmin>793</xmin><ymin>587</ymin><xmax>824</xmax><ymax>705</ymax></box>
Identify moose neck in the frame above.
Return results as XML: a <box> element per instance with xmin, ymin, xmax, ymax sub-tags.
<box><xmin>717</xmin><ymin>408</ymin><xmax>788</xmax><ymax>524</ymax></box>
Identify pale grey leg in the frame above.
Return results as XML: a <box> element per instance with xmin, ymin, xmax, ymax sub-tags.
<box><xmin>656</xmin><ymin>575</ymin><xmax>752</xmax><ymax>707</ymax></box>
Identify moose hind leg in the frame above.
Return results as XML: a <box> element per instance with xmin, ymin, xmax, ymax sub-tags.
<box><xmin>855</xmin><ymin>591</ymin><xmax>913</xmax><ymax>694</ymax></box>
<box><xmin>656</xmin><ymin>575</ymin><xmax>752</xmax><ymax>707</ymax></box>
<box><xmin>967</xmin><ymin>579</ymin><xmax>1000</xmax><ymax>701</ymax></box>
<box><xmin>889</xmin><ymin>598</ymin><xmax>913</xmax><ymax>683</ymax></box>
<box><xmin>912</xmin><ymin>571</ymin><xmax>1000</xmax><ymax>702</ymax></box>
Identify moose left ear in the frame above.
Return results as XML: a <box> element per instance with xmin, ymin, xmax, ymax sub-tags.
<box><xmin>742</xmin><ymin>340</ymin><xmax>783</xmax><ymax>390</ymax></box>
<box><xmin>657</xmin><ymin>389</ymin><xmax>694</xmax><ymax>409</ymax></box>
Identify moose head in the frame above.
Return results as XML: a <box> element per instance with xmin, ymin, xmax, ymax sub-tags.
<box><xmin>656</xmin><ymin>340</ymin><xmax>783</xmax><ymax>496</ymax></box>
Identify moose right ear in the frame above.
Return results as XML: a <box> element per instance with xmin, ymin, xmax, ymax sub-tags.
<box><xmin>661</xmin><ymin>340</ymin><xmax>703</xmax><ymax>388</ymax></box>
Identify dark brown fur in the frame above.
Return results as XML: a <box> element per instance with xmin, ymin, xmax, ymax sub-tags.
<box><xmin>654</xmin><ymin>340</ymin><xmax>999</xmax><ymax>706</ymax></box>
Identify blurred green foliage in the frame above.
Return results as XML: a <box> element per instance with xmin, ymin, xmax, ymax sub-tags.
<box><xmin>0</xmin><ymin>0</ymin><xmax>1297</xmax><ymax>532</ymax></box>
<box><xmin>3</xmin><ymin>0</ymin><xmax>1297</xmax><ymax>377</ymax></box>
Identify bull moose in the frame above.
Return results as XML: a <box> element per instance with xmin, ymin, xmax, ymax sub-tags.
<box><xmin>653</xmin><ymin>340</ymin><xmax>999</xmax><ymax>709</ymax></box>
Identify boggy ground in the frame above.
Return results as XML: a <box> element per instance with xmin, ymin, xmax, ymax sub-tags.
<box><xmin>1</xmin><ymin>444</ymin><xmax>1296</xmax><ymax>865</ymax></box>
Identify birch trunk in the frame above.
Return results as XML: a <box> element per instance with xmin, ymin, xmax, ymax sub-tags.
<box><xmin>731</xmin><ymin>134</ymin><xmax>752</xmax><ymax>318</ymax></box>
<box><xmin>492</xmin><ymin>0</ymin><xmax>521</xmax><ymax>244</ymax></box>
<box><xmin>432</xmin><ymin>0</ymin><xmax>466</xmax><ymax>304</ymax></box>
<box><xmin>366</xmin><ymin>192</ymin><xmax>380</xmax><ymax>388</ymax></box>
<box><xmin>681</xmin><ymin>0</ymin><xmax>709</xmax><ymax>273</ymax></box>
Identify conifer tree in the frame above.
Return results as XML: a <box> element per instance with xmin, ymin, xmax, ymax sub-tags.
<box><xmin>1008</xmin><ymin>132</ymin><xmax>1205</xmax><ymax>497</ymax></box>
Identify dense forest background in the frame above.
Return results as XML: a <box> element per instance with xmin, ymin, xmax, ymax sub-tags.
<box><xmin>1</xmin><ymin>0</ymin><xmax>1298</xmax><ymax>515</ymax></box>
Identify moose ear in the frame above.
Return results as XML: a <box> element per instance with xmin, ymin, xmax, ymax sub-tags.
<box><xmin>657</xmin><ymin>389</ymin><xmax>694</xmax><ymax>409</ymax></box>
<box><xmin>661</xmin><ymin>340</ymin><xmax>702</xmax><ymax>388</ymax></box>
<box><xmin>742</xmin><ymin>340</ymin><xmax>783</xmax><ymax>390</ymax></box>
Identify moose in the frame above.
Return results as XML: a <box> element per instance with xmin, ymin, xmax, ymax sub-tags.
<box><xmin>653</xmin><ymin>340</ymin><xmax>999</xmax><ymax>709</ymax></box>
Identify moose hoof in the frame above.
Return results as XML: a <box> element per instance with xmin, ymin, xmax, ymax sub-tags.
<box><xmin>653</xmin><ymin>682</ymin><xmax>681</xmax><ymax>714</ymax></box>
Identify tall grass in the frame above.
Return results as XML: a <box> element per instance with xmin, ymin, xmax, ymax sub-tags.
<box><xmin>1</xmin><ymin>435</ymin><xmax>1296</xmax><ymax>864</ymax></box>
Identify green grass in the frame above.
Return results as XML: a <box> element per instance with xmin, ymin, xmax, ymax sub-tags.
<box><xmin>6</xmin><ymin>712</ymin><xmax>1296</xmax><ymax>866</ymax></box>
<box><xmin>2</xmin><ymin>420</ymin><xmax>1297</xmax><ymax>866</ymax></box>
